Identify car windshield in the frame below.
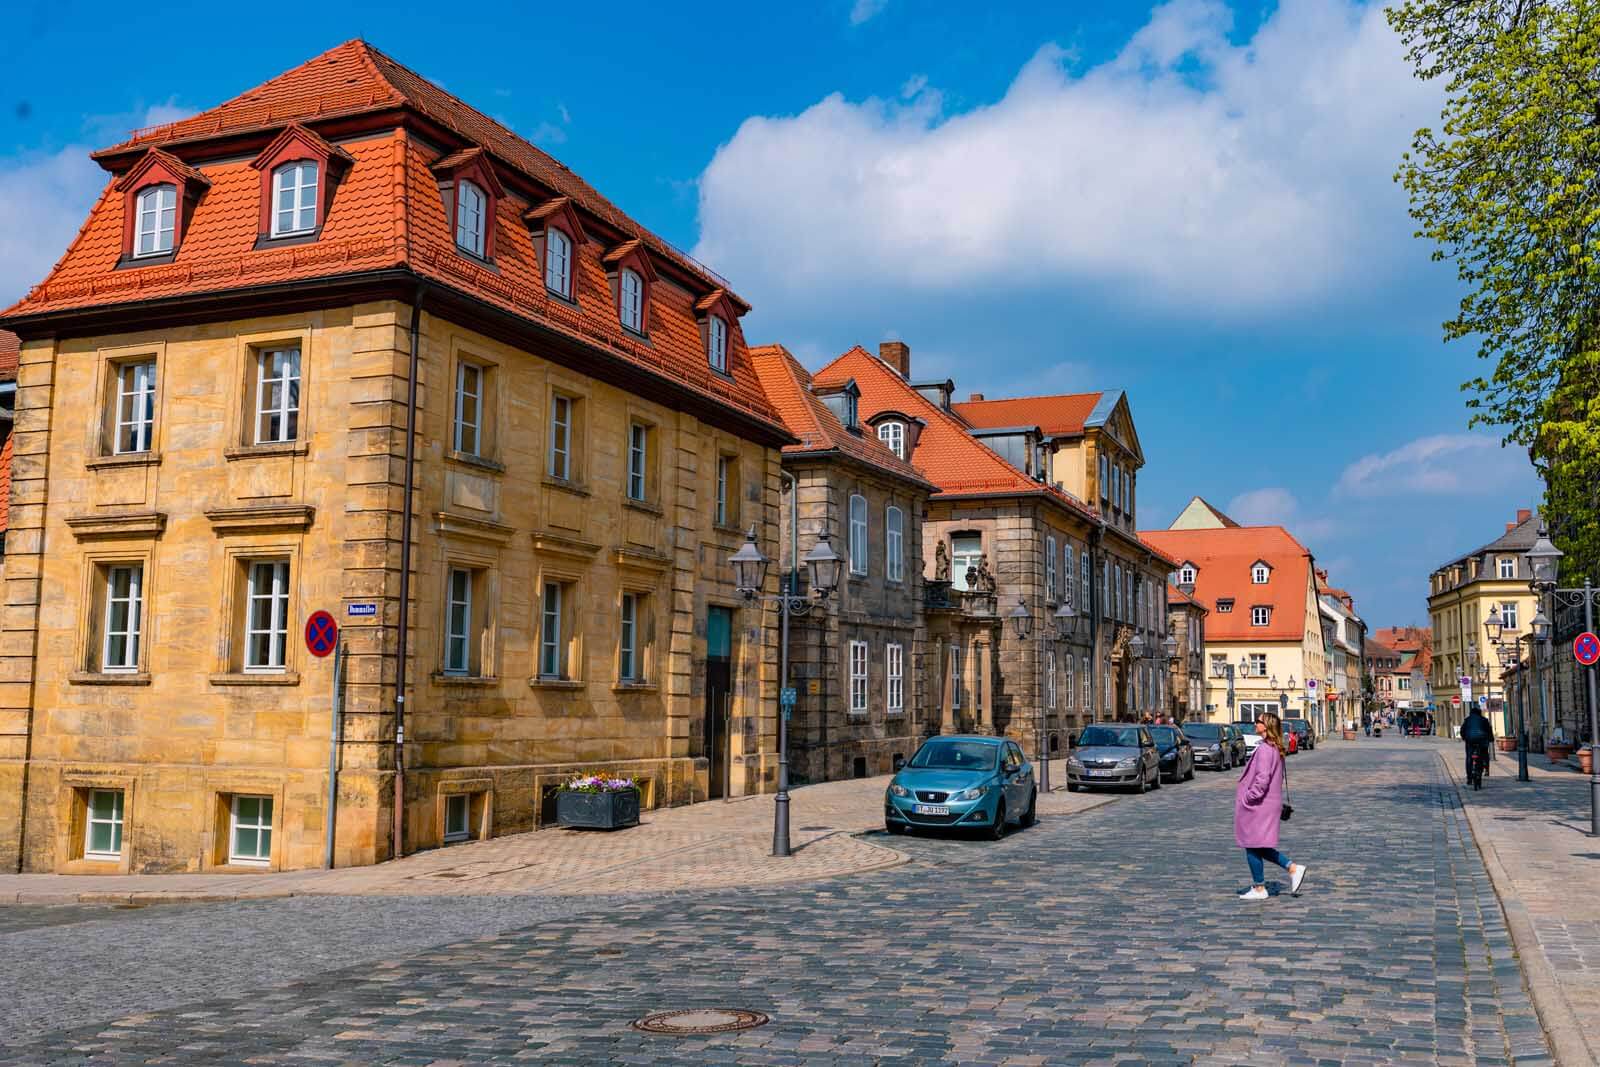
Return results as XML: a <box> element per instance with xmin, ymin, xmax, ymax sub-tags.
<box><xmin>1150</xmin><ymin>727</ymin><xmax>1180</xmax><ymax>745</ymax></box>
<box><xmin>1079</xmin><ymin>726</ymin><xmax>1141</xmax><ymax>748</ymax></box>
<box><xmin>1183</xmin><ymin>723</ymin><xmax>1220</xmax><ymax>740</ymax></box>
<box><xmin>908</xmin><ymin>739</ymin><xmax>998</xmax><ymax>771</ymax></box>
<box><xmin>1236</xmin><ymin>723</ymin><xmax>1258</xmax><ymax>735</ymax></box>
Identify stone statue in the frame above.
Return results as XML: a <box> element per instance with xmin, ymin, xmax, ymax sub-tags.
<box><xmin>975</xmin><ymin>554</ymin><xmax>996</xmax><ymax>595</ymax></box>
<box><xmin>934</xmin><ymin>540</ymin><xmax>951</xmax><ymax>582</ymax></box>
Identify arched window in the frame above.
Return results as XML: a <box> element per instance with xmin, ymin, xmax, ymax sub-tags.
<box><xmin>619</xmin><ymin>268</ymin><xmax>644</xmax><ymax>332</ymax></box>
<box><xmin>876</xmin><ymin>420</ymin><xmax>905</xmax><ymax>459</ymax></box>
<box><xmin>885</xmin><ymin>505</ymin><xmax>904</xmax><ymax>582</ymax></box>
<box><xmin>271</xmin><ymin>161</ymin><xmax>319</xmax><ymax>237</ymax></box>
<box><xmin>455</xmin><ymin>180</ymin><xmax>486</xmax><ymax>257</ymax></box>
<box><xmin>134</xmin><ymin>184</ymin><xmax>177</xmax><ymax>256</ymax></box>
<box><xmin>545</xmin><ymin>227</ymin><xmax>573</xmax><ymax>297</ymax></box>
<box><xmin>707</xmin><ymin>315</ymin><xmax>728</xmax><ymax>373</ymax></box>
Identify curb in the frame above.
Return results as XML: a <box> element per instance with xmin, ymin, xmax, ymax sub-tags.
<box><xmin>1439</xmin><ymin>750</ymin><xmax>1592</xmax><ymax>1067</ymax></box>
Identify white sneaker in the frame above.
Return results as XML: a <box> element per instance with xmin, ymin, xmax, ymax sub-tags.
<box><xmin>1238</xmin><ymin>886</ymin><xmax>1269</xmax><ymax>901</ymax></box>
<box><xmin>1290</xmin><ymin>864</ymin><xmax>1309</xmax><ymax>896</ymax></box>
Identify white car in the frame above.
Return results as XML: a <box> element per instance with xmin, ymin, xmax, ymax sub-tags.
<box><xmin>1234</xmin><ymin>721</ymin><xmax>1264</xmax><ymax>752</ymax></box>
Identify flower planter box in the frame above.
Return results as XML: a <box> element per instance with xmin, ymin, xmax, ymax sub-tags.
<box><xmin>556</xmin><ymin>787</ymin><xmax>640</xmax><ymax>830</ymax></box>
<box><xmin>1341</xmin><ymin>729</ymin><xmax>1359</xmax><ymax>741</ymax></box>
<box><xmin>1582</xmin><ymin>747</ymin><xmax>1595</xmax><ymax>775</ymax></box>
<box><xmin>1547</xmin><ymin>743</ymin><xmax>1574</xmax><ymax>763</ymax></box>
<box><xmin>1496</xmin><ymin>737</ymin><xmax>1517</xmax><ymax>752</ymax></box>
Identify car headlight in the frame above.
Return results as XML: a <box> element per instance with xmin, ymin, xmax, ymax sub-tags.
<box><xmin>888</xmin><ymin>783</ymin><xmax>910</xmax><ymax>797</ymax></box>
<box><xmin>1116</xmin><ymin>757</ymin><xmax>1138</xmax><ymax>770</ymax></box>
<box><xmin>1066</xmin><ymin>757</ymin><xmax>1083</xmax><ymax>769</ymax></box>
<box><xmin>952</xmin><ymin>785</ymin><xmax>988</xmax><ymax>801</ymax></box>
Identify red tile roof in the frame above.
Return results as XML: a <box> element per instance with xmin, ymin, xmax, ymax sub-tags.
<box><xmin>1373</xmin><ymin>626</ymin><xmax>1431</xmax><ymax>654</ymax></box>
<box><xmin>748</xmin><ymin>345</ymin><xmax>934</xmax><ymax>491</ymax></box>
<box><xmin>1167</xmin><ymin>582</ymin><xmax>1209</xmax><ymax>612</ymax></box>
<box><xmin>0</xmin><ymin>433</ymin><xmax>13</xmax><ymax>535</ymax></box>
<box><xmin>2</xmin><ymin>41</ymin><xmax>781</xmax><ymax>438</ymax></box>
<box><xmin>1139</xmin><ymin>525</ymin><xmax>1315</xmax><ymax>642</ymax></box>
<box><xmin>952</xmin><ymin>392</ymin><xmax>1102</xmax><ymax>436</ymax></box>
<box><xmin>0</xmin><ymin>331</ymin><xmax>17</xmax><ymax>382</ymax></box>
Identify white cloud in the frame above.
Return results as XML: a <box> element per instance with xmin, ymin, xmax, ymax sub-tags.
<box><xmin>0</xmin><ymin>146</ymin><xmax>107</xmax><ymax>307</ymax></box>
<box><xmin>1334</xmin><ymin>434</ymin><xmax>1537</xmax><ymax>498</ymax></box>
<box><xmin>850</xmin><ymin>0</ymin><xmax>888</xmax><ymax>26</ymax></box>
<box><xmin>1225</xmin><ymin>486</ymin><xmax>1339</xmax><ymax>544</ymax></box>
<box><xmin>695</xmin><ymin>0</ymin><xmax>1439</xmax><ymax>315</ymax></box>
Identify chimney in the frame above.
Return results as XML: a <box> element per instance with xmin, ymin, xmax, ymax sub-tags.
<box><xmin>1507</xmin><ymin>522</ymin><xmax>1516</xmax><ymax>533</ymax></box>
<box><xmin>969</xmin><ymin>392</ymin><xmax>985</xmax><ymax>402</ymax></box>
<box><xmin>879</xmin><ymin>341</ymin><xmax>911</xmax><ymax>378</ymax></box>
<box><xmin>1517</xmin><ymin>508</ymin><xmax>1532</xmax><ymax>524</ymax></box>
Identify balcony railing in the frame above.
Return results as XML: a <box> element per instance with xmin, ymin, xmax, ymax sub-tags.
<box><xmin>923</xmin><ymin>579</ymin><xmax>996</xmax><ymax>617</ymax></box>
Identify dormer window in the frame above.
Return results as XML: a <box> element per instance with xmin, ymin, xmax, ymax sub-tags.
<box><xmin>877</xmin><ymin>420</ymin><xmax>905</xmax><ymax>459</ymax></box>
<box><xmin>272</xmin><ymin>161</ymin><xmax>319</xmax><ymax>237</ymax></box>
<box><xmin>545</xmin><ymin>227</ymin><xmax>573</xmax><ymax>298</ymax></box>
<box><xmin>455</xmin><ymin>180</ymin><xmax>486</xmax><ymax>257</ymax></box>
<box><xmin>619</xmin><ymin>268</ymin><xmax>644</xmax><ymax>332</ymax></box>
<box><xmin>1178</xmin><ymin>563</ymin><xmax>1196</xmax><ymax>586</ymax></box>
<box><xmin>708</xmin><ymin>315</ymin><xmax>728</xmax><ymax>373</ymax></box>
<box><xmin>1252</xmin><ymin>606</ymin><xmax>1271</xmax><ymax>626</ymax></box>
<box><xmin>134</xmin><ymin>184</ymin><xmax>176</xmax><ymax>257</ymax></box>
<box><xmin>1251</xmin><ymin>562</ymin><xmax>1270</xmax><ymax>584</ymax></box>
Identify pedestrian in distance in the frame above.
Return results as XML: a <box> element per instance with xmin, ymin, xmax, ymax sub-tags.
<box><xmin>1361</xmin><ymin>709</ymin><xmax>1372</xmax><ymax>737</ymax></box>
<box><xmin>1234</xmin><ymin>711</ymin><xmax>1309</xmax><ymax>901</ymax></box>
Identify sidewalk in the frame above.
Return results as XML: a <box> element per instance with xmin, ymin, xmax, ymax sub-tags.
<box><xmin>0</xmin><ymin>758</ymin><xmax>1115</xmax><ymax>904</ymax></box>
<box><xmin>1443</xmin><ymin>743</ymin><xmax>1600</xmax><ymax>1067</ymax></box>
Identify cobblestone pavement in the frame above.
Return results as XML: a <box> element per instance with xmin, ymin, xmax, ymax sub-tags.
<box><xmin>1444</xmin><ymin>742</ymin><xmax>1600</xmax><ymax>1064</ymax></box>
<box><xmin>2</xmin><ymin>741</ymin><xmax>1552</xmax><ymax>1065</ymax></box>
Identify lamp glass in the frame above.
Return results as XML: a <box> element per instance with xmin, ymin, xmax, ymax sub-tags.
<box><xmin>1484</xmin><ymin>605</ymin><xmax>1502</xmax><ymax>643</ymax></box>
<box><xmin>1525</xmin><ymin>528</ymin><xmax>1563</xmax><ymax>587</ymax></box>
<box><xmin>802</xmin><ymin>530</ymin><xmax>842</xmax><ymax>596</ymax></box>
<box><xmin>729</xmin><ymin>528</ymin><xmax>769</xmax><ymax>595</ymax></box>
<box><xmin>1007</xmin><ymin>598</ymin><xmax>1032</xmax><ymax>639</ymax></box>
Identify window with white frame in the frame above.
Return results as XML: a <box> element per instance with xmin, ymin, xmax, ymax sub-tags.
<box><xmin>1045</xmin><ymin>535</ymin><xmax>1057</xmax><ymax>599</ymax></box>
<box><xmin>1113</xmin><ymin>564</ymin><xmax>1123</xmax><ymax>620</ymax></box>
<box><xmin>1178</xmin><ymin>564</ymin><xmax>1195</xmax><ymax>585</ymax></box>
<box><xmin>1064</xmin><ymin>543</ymin><xmax>1076</xmax><ymax>605</ymax></box>
<box><xmin>952</xmin><ymin>534</ymin><xmax>982</xmax><ymax>591</ymax></box>
<box><xmin>84</xmin><ymin>789</ymin><xmax>124</xmax><ymax>860</ymax></box>
<box><xmin>886</xmin><ymin>506</ymin><xmax>904</xmax><ymax>582</ymax></box>
<box><xmin>715</xmin><ymin>455</ymin><xmax>733</xmax><ymax>526</ymax></box>
<box><xmin>455</xmin><ymin>179</ymin><xmax>487</xmax><ymax>257</ymax></box>
<box><xmin>849</xmin><ymin>640</ymin><xmax>869</xmax><ymax>713</ymax></box>
<box><xmin>445</xmin><ymin>793</ymin><xmax>471</xmax><ymax>842</ymax></box>
<box><xmin>549</xmin><ymin>394</ymin><xmax>573</xmax><ymax>479</ymax></box>
<box><xmin>885</xmin><ymin>642</ymin><xmax>903</xmax><ymax>713</ymax></box>
<box><xmin>545</xmin><ymin>227</ymin><xmax>573</xmax><ymax>297</ymax></box>
<box><xmin>849</xmin><ymin>494</ymin><xmax>868</xmax><ymax>575</ymax></box>
<box><xmin>1501</xmin><ymin>601</ymin><xmax>1520</xmax><ymax>631</ymax></box>
<box><xmin>1064</xmin><ymin>654</ymin><xmax>1074</xmax><ymax>710</ymax></box>
<box><xmin>271</xmin><ymin>161</ymin><xmax>318</xmax><ymax>237</ymax></box>
<box><xmin>453</xmin><ymin>362</ymin><xmax>483</xmax><ymax>456</ymax></box>
<box><xmin>1045</xmin><ymin>649</ymin><xmax>1056</xmax><ymax>709</ymax></box>
<box><xmin>134</xmin><ymin>184</ymin><xmax>176</xmax><ymax>256</ymax></box>
<box><xmin>254</xmin><ymin>347</ymin><xmax>301</xmax><ymax>444</ymax></box>
<box><xmin>707</xmin><ymin>315</ymin><xmax>728</xmax><ymax>373</ymax></box>
<box><xmin>619</xmin><ymin>592</ymin><xmax>643</xmax><ymax>682</ymax></box>
<box><xmin>111</xmin><ymin>360</ymin><xmax>158</xmax><ymax>455</ymax></box>
<box><xmin>1216</xmin><ymin>598</ymin><xmax>1234</xmax><ymax>613</ymax></box>
<box><xmin>1081</xmin><ymin>655</ymin><xmax>1091</xmax><ymax>709</ymax></box>
<box><xmin>1251</xmin><ymin>605</ymin><xmax>1271</xmax><ymax>626</ymax></box>
<box><xmin>1249</xmin><ymin>653</ymin><xmax>1267</xmax><ymax>677</ymax></box>
<box><xmin>101</xmin><ymin>564</ymin><xmax>143</xmax><ymax>672</ymax></box>
<box><xmin>877</xmin><ymin>420</ymin><xmax>905</xmax><ymax>459</ymax></box>
<box><xmin>1398</xmin><ymin>675</ymin><xmax>1412</xmax><ymax>691</ymax></box>
<box><xmin>951</xmin><ymin>641</ymin><xmax>964</xmax><ymax>709</ymax></box>
<box><xmin>444</xmin><ymin>567</ymin><xmax>474</xmax><ymax>675</ymax></box>
<box><xmin>540</xmin><ymin>581</ymin><xmax>567</xmax><ymax>679</ymax></box>
<box><xmin>1499</xmin><ymin>556</ymin><xmax>1516</xmax><ymax>579</ymax></box>
<box><xmin>627</xmin><ymin>422</ymin><xmax>648</xmax><ymax>502</ymax></box>
<box><xmin>229</xmin><ymin>795</ymin><xmax>274</xmax><ymax>865</ymax></box>
<box><xmin>1081</xmin><ymin>551</ymin><xmax>1091</xmax><ymax>609</ymax></box>
<box><xmin>619</xmin><ymin>268</ymin><xmax>644</xmax><ymax>332</ymax></box>
<box><xmin>1252</xmin><ymin>562</ymin><xmax>1270</xmax><ymax>584</ymax></box>
<box><xmin>245</xmin><ymin>560</ymin><xmax>290</xmax><ymax>671</ymax></box>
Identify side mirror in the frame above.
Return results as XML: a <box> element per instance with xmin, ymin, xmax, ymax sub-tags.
<box><xmin>1068</xmin><ymin>733</ymin><xmax>1079</xmax><ymax>749</ymax></box>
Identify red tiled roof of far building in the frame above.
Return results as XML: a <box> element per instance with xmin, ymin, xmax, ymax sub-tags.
<box><xmin>1</xmin><ymin>41</ymin><xmax>783</xmax><ymax>442</ymax></box>
<box><xmin>747</xmin><ymin>345</ymin><xmax>934</xmax><ymax>492</ymax></box>
<box><xmin>1139</xmin><ymin>525</ymin><xmax>1315</xmax><ymax>642</ymax></box>
<box><xmin>0</xmin><ymin>433</ymin><xmax>13</xmax><ymax>534</ymax></box>
<box><xmin>951</xmin><ymin>392</ymin><xmax>1102</xmax><ymax>436</ymax></box>
<box><xmin>0</xmin><ymin>330</ymin><xmax>17</xmax><ymax>382</ymax></box>
<box><xmin>1167</xmin><ymin>582</ymin><xmax>1209</xmax><ymax>612</ymax></box>
<box><xmin>1373</xmin><ymin>626</ymin><xmax>1432</xmax><ymax>653</ymax></box>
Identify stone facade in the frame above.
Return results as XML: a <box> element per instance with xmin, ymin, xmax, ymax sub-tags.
<box><xmin>0</xmin><ymin>303</ymin><xmax>783</xmax><ymax>874</ymax></box>
<box><xmin>1166</xmin><ymin>586</ymin><xmax>1208</xmax><ymax>721</ymax></box>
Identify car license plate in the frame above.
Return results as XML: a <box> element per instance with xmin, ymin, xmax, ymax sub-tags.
<box><xmin>913</xmin><ymin>804</ymin><xmax>949</xmax><ymax>816</ymax></box>
<box><xmin>1087</xmin><ymin>769</ymin><xmax>1114</xmax><ymax>777</ymax></box>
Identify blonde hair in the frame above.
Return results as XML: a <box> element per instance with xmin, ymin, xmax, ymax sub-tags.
<box><xmin>1256</xmin><ymin>711</ymin><xmax>1288</xmax><ymax>759</ymax></box>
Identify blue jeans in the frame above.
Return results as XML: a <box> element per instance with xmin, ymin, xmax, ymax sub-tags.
<box><xmin>1246</xmin><ymin>847</ymin><xmax>1292</xmax><ymax>885</ymax></box>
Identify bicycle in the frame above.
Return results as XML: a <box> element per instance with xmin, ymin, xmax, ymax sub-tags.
<box><xmin>1465</xmin><ymin>743</ymin><xmax>1490</xmax><ymax>790</ymax></box>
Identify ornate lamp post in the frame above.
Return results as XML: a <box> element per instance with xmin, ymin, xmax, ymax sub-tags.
<box><xmin>1526</xmin><ymin>528</ymin><xmax>1600</xmax><ymax>833</ymax></box>
<box><xmin>1162</xmin><ymin>633</ymin><xmax>1178</xmax><ymax>720</ymax></box>
<box><xmin>730</xmin><ymin>527</ymin><xmax>841</xmax><ymax>857</ymax></box>
<box><xmin>1487</xmin><ymin>599</ymin><xmax>1529</xmax><ymax>781</ymax></box>
<box><xmin>1008</xmin><ymin>596</ymin><xmax>1065</xmax><ymax>793</ymax></box>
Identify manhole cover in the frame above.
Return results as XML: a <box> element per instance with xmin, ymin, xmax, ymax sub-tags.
<box><xmin>631</xmin><ymin>1009</ymin><xmax>769</xmax><ymax>1035</ymax></box>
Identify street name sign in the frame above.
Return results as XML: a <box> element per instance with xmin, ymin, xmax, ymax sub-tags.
<box><xmin>347</xmin><ymin>602</ymin><xmax>378</xmax><ymax>617</ymax></box>
<box><xmin>305</xmin><ymin>610</ymin><xmax>338</xmax><ymax>657</ymax></box>
<box><xmin>1576</xmin><ymin>631</ymin><xmax>1600</xmax><ymax>667</ymax></box>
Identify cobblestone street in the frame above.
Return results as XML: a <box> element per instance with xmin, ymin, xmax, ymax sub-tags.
<box><xmin>1</xmin><ymin>740</ymin><xmax>1553</xmax><ymax>1065</ymax></box>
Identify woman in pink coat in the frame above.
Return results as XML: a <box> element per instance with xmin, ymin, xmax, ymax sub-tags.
<box><xmin>1235</xmin><ymin>712</ymin><xmax>1310</xmax><ymax>901</ymax></box>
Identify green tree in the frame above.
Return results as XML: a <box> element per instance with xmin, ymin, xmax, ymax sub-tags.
<box><xmin>1389</xmin><ymin>0</ymin><xmax>1600</xmax><ymax>578</ymax></box>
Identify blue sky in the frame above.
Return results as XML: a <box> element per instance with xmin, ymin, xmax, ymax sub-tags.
<box><xmin>1</xmin><ymin>0</ymin><xmax>1541</xmax><ymax>628</ymax></box>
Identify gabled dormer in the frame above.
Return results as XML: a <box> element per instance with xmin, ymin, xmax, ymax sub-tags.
<box><xmin>815</xmin><ymin>378</ymin><xmax>861</xmax><ymax>433</ymax></box>
<box><xmin>433</xmin><ymin>146</ymin><xmax>505</xmax><ymax>263</ymax></box>
<box><xmin>866</xmin><ymin>409</ymin><xmax>925</xmax><ymax>461</ymax></box>
<box><xmin>1175</xmin><ymin>560</ymin><xmax>1198</xmax><ymax>586</ymax></box>
<box><xmin>525</xmin><ymin>196</ymin><xmax>588</xmax><ymax>302</ymax></box>
<box><xmin>1251</xmin><ymin>559</ymin><xmax>1272</xmax><ymax>584</ymax></box>
<box><xmin>116</xmin><ymin>148</ymin><xmax>211</xmax><ymax>264</ymax></box>
<box><xmin>601</xmin><ymin>239</ymin><xmax>656</xmax><ymax>337</ymax></box>
<box><xmin>694</xmin><ymin>289</ymin><xmax>742</xmax><ymax>376</ymax></box>
<box><xmin>250</xmin><ymin>123</ymin><xmax>353</xmax><ymax>245</ymax></box>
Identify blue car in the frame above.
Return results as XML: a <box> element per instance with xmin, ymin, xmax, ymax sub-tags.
<box><xmin>884</xmin><ymin>735</ymin><xmax>1036</xmax><ymax>839</ymax></box>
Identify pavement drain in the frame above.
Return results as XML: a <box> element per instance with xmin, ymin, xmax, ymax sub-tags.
<box><xmin>631</xmin><ymin>1009</ymin><xmax>770</xmax><ymax>1035</ymax></box>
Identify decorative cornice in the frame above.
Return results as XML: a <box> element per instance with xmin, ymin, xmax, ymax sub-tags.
<box><xmin>436</xmin><ymin>511</ymin><xmax>515</xmax><ymax>545</ymax></box>
<box><xmin>203</xmin><ymin>503</ymin><xmax>315</xmax><ymax>534</ymax></box>
<box><xmin>531</xmin><ymin>528</ymin><xmax>601</xmax><ymax>561</ymax></box>
<box><xmin>612</xmin><ymin>546</ymin><xmax>672</xmax><ymax>574</ymax></box>
<box><xmin>64</xmin><ymin>511</ymin><xmax>166</xmax><ymax>541</ymax></box>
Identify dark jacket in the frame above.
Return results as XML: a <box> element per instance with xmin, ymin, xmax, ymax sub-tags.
<box><xmin>1461</xmin><ymin>711</ymin><xmax>1494</xmax><ymax>744</ymax></box>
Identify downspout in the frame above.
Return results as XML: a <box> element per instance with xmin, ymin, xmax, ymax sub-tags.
<box><xmin>782</xmin><ymin>471</ymin><xmax>799</xmax><ymax>594</ymax></box>
<box><xmin>393</xmin><ymin>286</ymin><xmax>426</xmax><ymax>859</ymax></box>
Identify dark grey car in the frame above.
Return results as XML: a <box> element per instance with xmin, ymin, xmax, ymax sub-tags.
<box><xmin>1066</xmin><ymin>724</ymin><xmax>1161</xmax><ymax>793</ymax></box>
<box><xmin>1182</xmin><ymin>721</ymin><xmax>1233</xmax><ymax>771</ymax></box>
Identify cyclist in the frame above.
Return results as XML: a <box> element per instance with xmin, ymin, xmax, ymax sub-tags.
<box><xmin>1460</xmin><ymin>706</ymin><xmax>1495</xmax><ymax>789</ymax></box>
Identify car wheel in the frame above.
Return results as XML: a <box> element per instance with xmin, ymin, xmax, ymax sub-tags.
<box><xmin>1185</xmin><ymin>760</ymin><xmax>1195</xmax><ymax>782</ymax></box>
<box><xmin>1150</xmin><ymin>765</ymin><xmax>1161</xmax><ymax>789</ymax></box>
<box><xmin>1066</xmin><ymin>782</ymin><xmax>1080</xmax><ymax>792</ymax></box>
<box><xmin>1135</xmin><ymin>770</ymin><xmax>1149</xmax><ymax>794</ymax></box>
<box><xmin>988</xmin><ymin>800</ymin><xmax>1008</xmax><ymax>840</ymax></box>
<box><xmin>885</xmin><ymin>820</ymin><xmax>905</xmax><ymax>835</ymax></box>
<box><xmin>1020</xmin><ymin>789</ymin><xmax>1037</xmax><ymax>828</ymax></box>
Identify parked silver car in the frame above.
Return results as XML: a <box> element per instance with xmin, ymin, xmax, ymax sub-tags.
<box><xmin>1066</xmin><ymin>723</ymin><xmax>1161</xmax><ymax>793</ymax></box>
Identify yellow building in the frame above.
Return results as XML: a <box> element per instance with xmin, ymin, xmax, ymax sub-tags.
<box><xmin>0</xmin><ymin>42</ymin><xmax>792</xmax><ymax>874</ymax></box>
<box><xmin>1428</xmin><ymin>509</ymin><xmax>1541</xmax><ymax>738</ymax></box>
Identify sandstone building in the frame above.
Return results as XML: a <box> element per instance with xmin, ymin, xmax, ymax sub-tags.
<box><xmin>0</xmin><ymin>41</ymin><xmax>793</xmax><ymax>874</ymax></box>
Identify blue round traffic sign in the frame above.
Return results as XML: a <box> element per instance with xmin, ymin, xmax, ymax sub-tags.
<box><xmin>305</xmin><ymin>610</ymin><xmax>339</xmax><ymax>657</ymax></box>
<box><xmin>1576</xmin><ymin>631</ymin><xmax>1600</xmax><ymax>667</ymax></box>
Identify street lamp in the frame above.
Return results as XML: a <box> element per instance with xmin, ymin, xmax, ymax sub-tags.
<box><xmin>1161</xmin><ymin>633</ymin><xmax>1179</xmax><ymax>721</ymax></box>
<box><xmin>731</xmin><ymin>526</ymin><xmax>840</xmax><ymax>857</ymax></box>
<box><xmin>1007</xmin><ymin>597</ymin><xmax>1054</xmax><ymax>793</ymax></box>
<box><xmin>1528</xmin><ymin>532</ymin><xmax>1600</xmax><ymax>835</ymax></box>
